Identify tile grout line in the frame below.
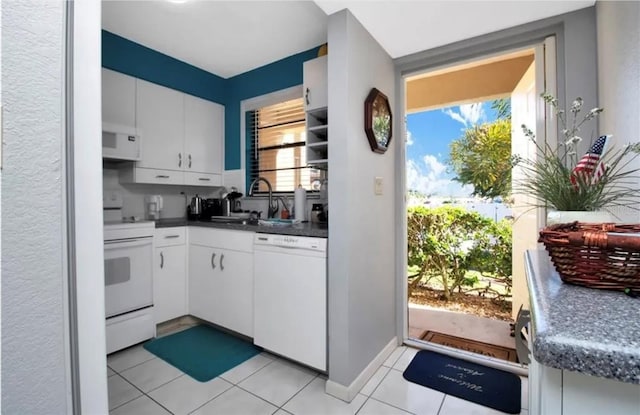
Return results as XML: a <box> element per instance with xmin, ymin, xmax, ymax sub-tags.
<box><xmin>435</xmin><ymin>394</ymin><xmax>447</xmax><ymax>415</ymax></box>
<box><xmin>232</xmin><ymin>371</ymin><xmax>319</xmax><ymax>411</ymax></box>
<box><xmin>108</xmin><ymin>352</ymin><xmax>157</xmax><ymax>375</ymax></box>
<box><xmin>108</xmin><ymin>373</ymin><xmax>147</xmax><ymax>413</ymax></box>
<box><xmin>185</xmin><ymin>358</ymin><xmax>281</xmax><ymax>415</ymax></box>
<box><xmin>182</xmin><ymin>378</ymin><xmax>236</xmax><ymax>415</ymax></box>
<box><xmin>220</xmin><ymin>354</ymin><xmax>277</xmax><ymax>385</ymax></box>
<box><xmin>114</xmin><ymin>370</ymin><xmax>183</xmax><ymax>414</ymax></box>
<box><xmin>273</xmin><ymin>372</ymin><xmax>320</xmax><ymax>411</ymax></box>
<box><xmin>365</xmin><ymin>365</ymin><xmax>392</xmax><ymax>398</ymax></box>
<box><xmin>365</xmin><ymin>395</ymin><xmax>420</xmax><ymax>415</ymax></box>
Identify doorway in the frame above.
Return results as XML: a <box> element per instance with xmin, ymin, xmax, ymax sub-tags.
<box><xmin>401</xmin><ymin>38</ymin><xmax>556</xmax><ymax>373</ymax></box>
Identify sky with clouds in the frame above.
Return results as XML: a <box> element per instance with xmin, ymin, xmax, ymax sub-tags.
<box><xmin>406</xmin><ymin>102</ymin><xmax>498</xmax><ymax>197</ymax></box>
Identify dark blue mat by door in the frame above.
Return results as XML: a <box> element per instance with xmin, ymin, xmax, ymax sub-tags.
<box><xmin>144</xmin><ymin>325</ymin><xmax>261</xmax><ymax>382</ymax></box>
<box><xmin>403</xmin><ymin>350</ymin><xmax>521</xmax><ymax>414</ymax></box>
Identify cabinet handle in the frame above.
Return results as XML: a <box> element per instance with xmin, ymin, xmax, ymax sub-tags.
<box><xmin>188</xmin><ymin>154</ymin><xmax>192</xmax><ymax>168</ymax></box>
<box><xmin>198</xmin><ymin>178</ymin><xmax>210</xmax><ymax>181</ymax></box>
<box><xmin>220</xmin><ymin>253</ymin><xmax>224</xmax><ymax>271</ymax></box>
<box><xmin>211</xmin><ymin>252</ymin><xmax>216</xmax><ymax>270</ymax></box>
<box><xmin>178</xmin><ymin>152</ymin><xmax>182</xmax><ymax>168</ymax></box>
<box><xmin>156</xmin><ymin>175</ymin><xmax>170</xmax><ymax>179</ymax></box>
<box><xmin>160</xmin><ymin>251</ymin><xmax>164</xmax><ymax>269</ymax></box>
<box><xmin>305</xmin><ymin>88</ymin><xmax>310</xmax><ymax>105</ymax></box>
<box><xmin>164</xmin><ymin>235</ymin><xmax>180</xmax><ymax>239</ymax></box>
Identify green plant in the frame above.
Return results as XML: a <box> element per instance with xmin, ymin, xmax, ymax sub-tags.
<box><xmin>518</xmin><ymin>93</ymin><xmax>640</xmax><ymax>211</ymax></box>
<box><xmin>449</xmin><ymin>118</ymin><xmax>515</xmax><ymax>199</ymax></box>
<box><xmin>407</xmin><ymin>206</ymin><xmax>497</xmax><ymax>300</ymax></box>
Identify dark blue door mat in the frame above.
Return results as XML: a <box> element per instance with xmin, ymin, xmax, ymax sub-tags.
<box><xmin>143</xmin><ymin>325</ymin><xmax>261</xmax><ymax>382</ymax></box>
<box><xmin>403</xmin><ymin>350</ymin><xmax>521</xmax><ymax>414</ymax></box>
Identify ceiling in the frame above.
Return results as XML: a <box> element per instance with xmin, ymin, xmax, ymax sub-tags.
<box><xmin>102</xmin><ymin>1</ymin><xmax>594</xmax><ymax>79</ymax></box>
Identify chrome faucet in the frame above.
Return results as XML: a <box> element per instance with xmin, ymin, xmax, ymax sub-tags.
<box><xmin>248</xmin><ymin>177</ymin><xmax>278</xmax><ymax>218</ymax></box>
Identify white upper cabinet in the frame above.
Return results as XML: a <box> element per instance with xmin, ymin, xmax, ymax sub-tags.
<box><xmin>102</xmin><ymin>68</ymin><xmax>136</xmax><ymax>129</ymax></box>
<box><xmin>136</xmin><ymin>79</ymin><xmax>185</xmax><ymax>171</ymax></box>
<box><xmin>115</xmin><ymin>75</ymin><xmax>224</xmax><ymax>187</ymax></box>
<box><xmin>184</xmin><ymin>94</ymin><xmax>224</xmax><ymax>176</ymax></box>
<box><xmin>303</xmin><ymin>55</ymin><xmax>328</xmax><ymax>112</ymax></box>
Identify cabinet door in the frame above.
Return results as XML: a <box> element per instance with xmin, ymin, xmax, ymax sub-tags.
<box><xmin>102</xmin><ymin>68</ymin><xmax>136</xmax><ymax>128</ymax></box>
<box><xmin>188</xmin><ymin>244</ymin><xmax>217</xmax><ymax>323</ymax></box>
<box><xmin>184</xmin><ymin>95</ymin><xmax>223</xmax><ymax>175</ymax></box>
<box><xmin>153</xmin><ymin>245</ymin><xmax>186</xmax><ymax>324</ymax></box>
<box><xmin>136</xmin><ymin>79</ymin><xmax>184</xmax><ymax>171</ymax></box>
<box><xmin>303</xmin><ymin>55</ymin><xmax>328</xmax><ymax>112</ymax></box>
<box><xmin>213</xmin><ymin>249</ymin><xmax>253</xmax><ymax>337</ymax></box>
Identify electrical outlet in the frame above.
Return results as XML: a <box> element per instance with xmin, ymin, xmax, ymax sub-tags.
<box><xmin>374</xmin><ymin>177</ymin><xmax>383</xmax><ymax>195</ymax></box>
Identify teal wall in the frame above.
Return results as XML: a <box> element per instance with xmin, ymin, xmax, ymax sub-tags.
<box><xmin>224</xmin><ymin>46</ymin><xmax>320</xmax><ymax>170</ymax></box>
<box><xmin>102</xmin><ymin>30</ymin><xmax>226</xmax><ymax>104</ymax></box>
<box><xmin>102</xmin><ymin>30</ymin><xmax>320</xmax><ymax>171</ymax></box>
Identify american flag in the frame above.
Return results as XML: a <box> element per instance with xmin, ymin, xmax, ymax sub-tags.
<box><xmin>571</xmin><ymin>135</ymin><xmax>610</xmax><ymax>186</ymax></box>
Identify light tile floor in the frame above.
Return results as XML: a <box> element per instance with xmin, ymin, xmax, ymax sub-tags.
<box><xmin>108</xmin><ymin>344</ymin><xmax>529</xmax><ymax>415</ymax></box>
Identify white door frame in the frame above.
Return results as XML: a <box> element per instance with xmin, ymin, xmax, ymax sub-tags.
<box><xmin>396</xmin><ymin>39</ymin><xmax>556</xmax><ymax>376</ymax></box>
<box><xmin>68</xmin><ymin>1</ymin><xmax>109</xmax><ymax>412</ymax></box>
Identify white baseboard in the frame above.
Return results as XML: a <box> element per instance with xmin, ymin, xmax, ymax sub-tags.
<box><xmin>326</xmin><ymin>337</ymin><xmax>398</xmax><ymax>402</ymax></box>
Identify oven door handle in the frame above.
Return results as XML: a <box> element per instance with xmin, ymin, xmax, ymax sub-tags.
<box><xmin>104</xmin><ymin>238</ymin><xmax>152</xmax><ymax>250</ymax></box>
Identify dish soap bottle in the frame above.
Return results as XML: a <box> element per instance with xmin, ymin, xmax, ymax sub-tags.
<box><xmin>281</xmin><ymin>196</ymin><xmax>290</xmax><ymax>219</ymax></box>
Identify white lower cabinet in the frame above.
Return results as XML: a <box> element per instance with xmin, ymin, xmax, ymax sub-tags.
<box><xmin>188</xmin><ymin>244</ymin><xmax>218</xmax><ymax>323</ymax></box>
<box><xmin>528</xmin><ymin>356</ymin><xmax>640</xmax><ymax>415</ymax></box>
<box><xmin>153</xmin><ymin>228</ymin><xmax>187</xmax><ymax>324</ymax></box>
<box><xmin>188</xmin><ymin>228</ymin><xmax>254</xmax><ymax>337</ymax></box>
<box><xmin>528</xmin><ymin>326</ymin><xmax>640</xmax><ymax>415</ymax></box>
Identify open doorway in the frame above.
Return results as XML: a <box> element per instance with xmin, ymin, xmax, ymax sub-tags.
<box><xmin>402</xmin><ymin>40</ymin><xmax>554</xmax><ymax>371</ymax></box>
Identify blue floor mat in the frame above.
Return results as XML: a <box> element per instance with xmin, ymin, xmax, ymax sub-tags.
<box><xmin>144</xmin><ymin>325</ymin><xmax>261</xmax><ymax>382</ymax></box>
<box><xmin>403</xmin><ymin>350</ymin><xmax>521</xmax><ymax>414</ymax></box>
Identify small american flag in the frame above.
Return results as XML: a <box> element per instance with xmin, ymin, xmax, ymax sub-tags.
<box><xmin>571</xmin><ymin>135</ymin><xmax>610</xmax><ymax>186</ymax></box>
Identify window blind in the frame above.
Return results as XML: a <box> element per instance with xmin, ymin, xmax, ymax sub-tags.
<box><xmin>248</xmin><ymin>97</ymin><xmax>322</xmax><ymax>192</ymax></box>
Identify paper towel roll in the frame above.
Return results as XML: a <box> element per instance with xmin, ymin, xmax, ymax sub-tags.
<box><xmin>294</xmin><ymin>186</ymin><xmax>307</xmax><ymax>221</ymax></box>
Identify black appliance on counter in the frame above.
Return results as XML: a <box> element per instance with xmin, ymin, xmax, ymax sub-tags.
<box><xmin>202</xmin><ymin>198</ymin><xmax>223</xmax><ymax>217</ymax></box>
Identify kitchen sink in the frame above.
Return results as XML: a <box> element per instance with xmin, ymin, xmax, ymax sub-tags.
<box><xmin>206</xmin><ymin>216</ymin><xmax>249</xmax><ymax>224</ymax></box>
<box><xmin>257</xmin><ymin>219</ymin><xmax>297</xmax><ymax>227</ymax></box>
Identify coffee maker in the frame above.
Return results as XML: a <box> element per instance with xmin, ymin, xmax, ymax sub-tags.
<box><xmin>145</xmin><ymin>195</ymin><xmax>163</xmax><ymax>220</ymax></box>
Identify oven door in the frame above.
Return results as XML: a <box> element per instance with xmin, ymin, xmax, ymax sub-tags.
<box><xmin>104</xmin><ymin>237</ymin><xmax>153</xmax><ymax>318</ymax></box>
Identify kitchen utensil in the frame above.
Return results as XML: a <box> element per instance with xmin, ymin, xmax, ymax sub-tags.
<box><xmin>310</xmin><ymin>204</ymin><xmax>324</xmax><ymax>223</ymax></box>
<box><xmin>221</xmin><ymin>198</ymin><xmax>232</xmax><ymax>216</ymax></box>
<box><xmin>190</xmin><ymin>194</ymin><xmax>204</xmax><ymax>218</ymax></box>
<box><xmin>145</xmin><ymin>195</ymin><xmax>163</xmax><ymax>220</ymax></box>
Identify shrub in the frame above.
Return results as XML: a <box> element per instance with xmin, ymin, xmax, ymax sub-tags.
<box><xmin>407</xmin><ymin>206</ymin><xmax>512</xmax><ymax>300</ymax></box>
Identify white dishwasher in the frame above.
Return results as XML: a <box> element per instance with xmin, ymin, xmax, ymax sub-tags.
<box><xmin>253</xmin><ymin>233</ymin><xmax>327</xmax><ymax>371</ymax></box>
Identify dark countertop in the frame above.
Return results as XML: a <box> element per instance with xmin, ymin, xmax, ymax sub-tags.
<box><xmin>525</xmin><ymin>249</ymin><xmax>640</xmax><ymax>384</ymax></box>
<box><xmin>155</xmin><ymin>217</ymin><xmax>328</xmax><ymax>238</ymax></box>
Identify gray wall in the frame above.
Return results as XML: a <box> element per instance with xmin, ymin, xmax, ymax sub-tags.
<box><xmin>596</xmin><ymin>0</ymin><xmax>640</xmax><ymax>222</ymax></box>
<box><xmin>1</xmin><ymin>1</ymin><xmax>71</xmax><ymax>413</ymax></box>
<box><xmin>327</xmin><ymin>9</ymin><xmax>397</xmax><ymax>387</ymax></box>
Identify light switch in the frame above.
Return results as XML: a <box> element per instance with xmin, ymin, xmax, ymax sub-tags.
<box><xmin>374</xmin><ymin>177</ymin><xmax>383</xmax><ymax>195</ymax></box>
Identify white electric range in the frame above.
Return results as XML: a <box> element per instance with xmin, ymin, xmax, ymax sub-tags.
<box><xmin>103</xmin><ymin>192</ymin><xmax>156</xmax><ymax>354</ymax></box>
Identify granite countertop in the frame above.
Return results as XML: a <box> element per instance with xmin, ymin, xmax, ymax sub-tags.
<box><xmin>154</xmin><ymin>217</ymin><xmax>328</xmax><ymax>238</ymax></box>
<box><xmin>525</xmin><ymin>249</ymin><xmax>640</xmax><ymax>384</ymax></box>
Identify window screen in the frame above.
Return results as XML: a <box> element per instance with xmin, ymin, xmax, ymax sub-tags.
<box><xmin>247</xmin><ymin>98</ymin><xmax>322</xmax><ymax>192</ymax></box>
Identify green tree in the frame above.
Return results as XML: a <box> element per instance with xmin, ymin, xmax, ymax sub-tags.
<box><xmin>448</xmin><ymin>118</ymin><xmax>513</xmax><ymax>199</ymax></box>
<box><xmin>491</xmin><ymin>98</ymin><xmax>511</xmax><ymax>120</ymax></box>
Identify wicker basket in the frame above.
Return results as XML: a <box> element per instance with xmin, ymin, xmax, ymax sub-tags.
<box><xmin>538</xmin><ymin>222</ymin><xmax>640</xmax><ymax>292</ymax></box>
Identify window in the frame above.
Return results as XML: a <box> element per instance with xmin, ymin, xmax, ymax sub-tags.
<box><xmin>247</xmin><ymin>97</ymin><xmax>322</xmax><ymax>192</ymax></box>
